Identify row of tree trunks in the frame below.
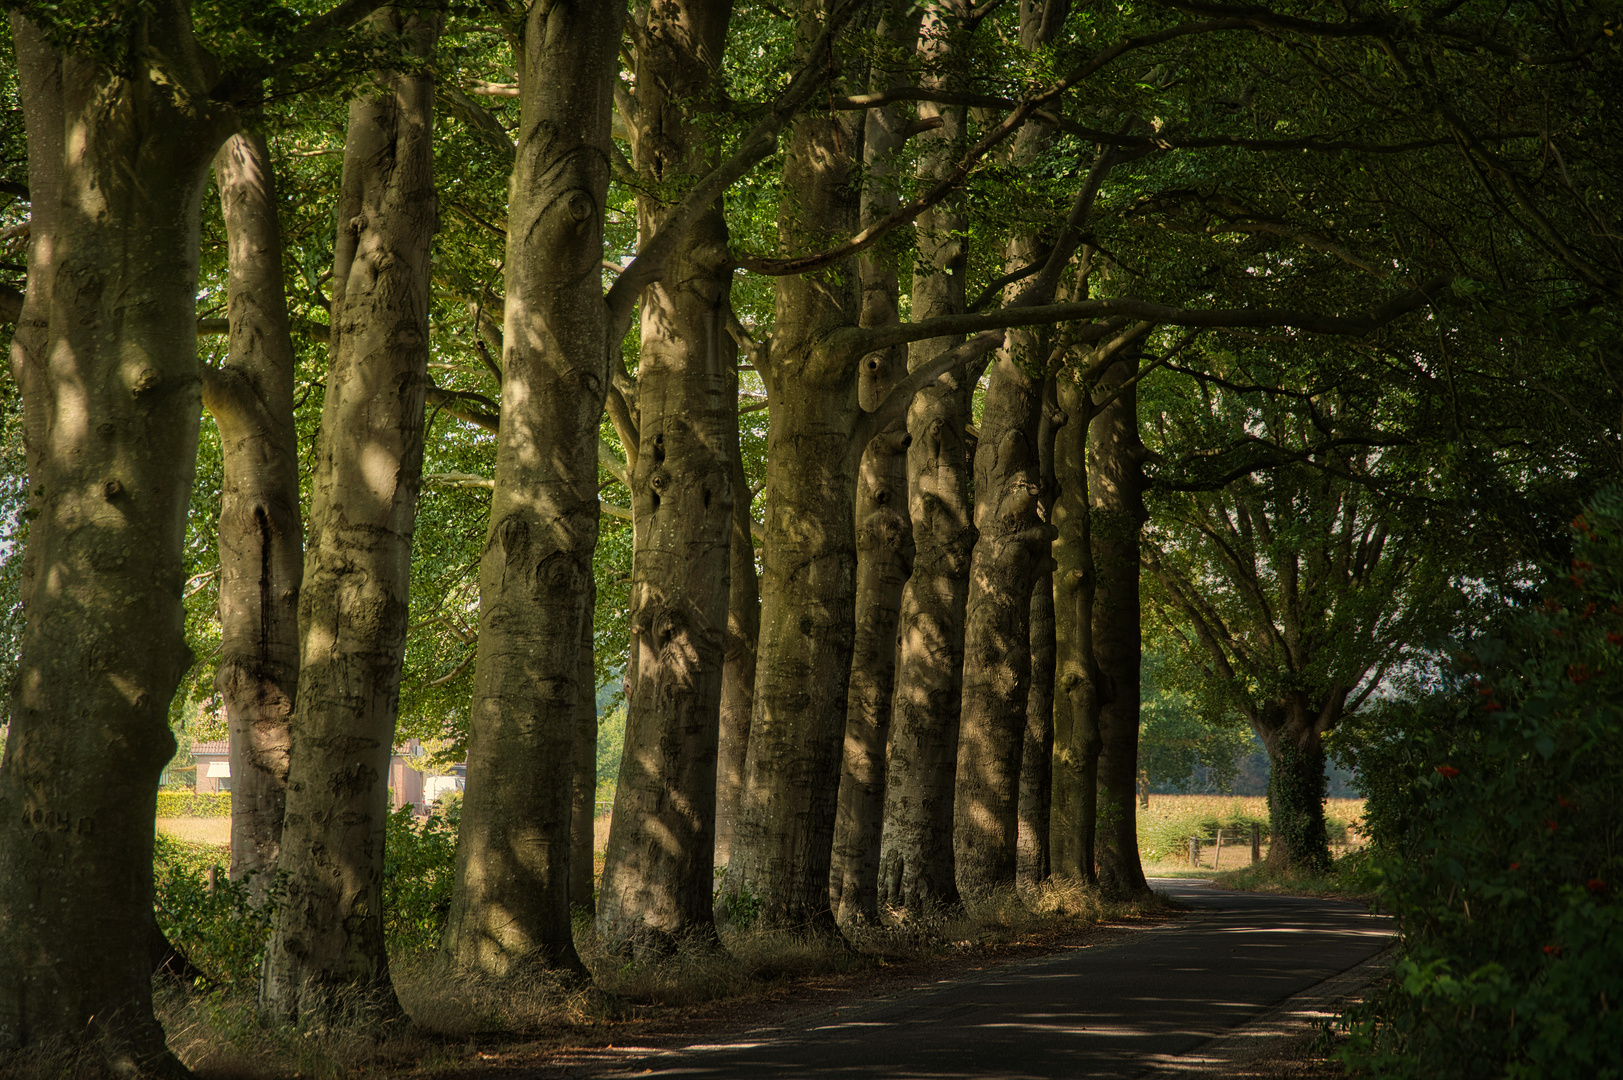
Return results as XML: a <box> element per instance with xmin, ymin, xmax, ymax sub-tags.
<box><xmin>263</xmin><ymin>7</ymin><xmax>443</xmax><ymax>1021</ymax></box>
<box><xmin>829</xmin><ymin>4</ymin><xmax>920</xmax><ymax>926</ymax></box>
<box><xmin>206</xmin><ymin>129</ymin><xmax>303</xmax><ymax>900</ymax></box>
<box><xmin>729</xmin><ymin>33</ymin><xmax>866</xmax><ymax>927</ymax></box>
<box><xmin>597</xmin><ymin>0</ymin><xmax>737</xmax><ymax>954</ymax></box>
<box><xmin>876</xmin><ymin>1</ymin><xmax>978</xmax><ymax>915</ymax></box>
<box><xmin>1049</xmin><ymin>376</ymin><xmax>1101</xmax><ymax>884</ymax></box>
<box><xmin>1016</xmin><ymin>380</ymin><xmax>1060</xmax><ymax>887</ymax></box>
<box><xmin>0</xmin><ymin>12</ymin><xmax>233</xmax><ymax>1070</ymax></box>
<box><xmin>443</xmin><ymin>0</ymin><xmax>623</xmax><ymax>979</ymax></box>
<box><xmin>950</xmin><ymin>0</ymin><xmax>1071</xmax><ymax>899</ymax></box>
<box><xmin>1086</xmin><ymin>352</ymin><xmax>1151</xmax><ymax>899</ymax></box>
<box><xmin>572</xmin><ymin>583</ymin><xmax>599</xmax><ymax>914</ymax></box>
<box><xmin>713</xmin><ymin>450</ymin><xmax>760</xmax><ymax>869</ymax></box>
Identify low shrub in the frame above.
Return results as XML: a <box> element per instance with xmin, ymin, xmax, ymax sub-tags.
<box><xmin>382</xmin><ymin>802</ymin><xmax>459</xmax><ymax>956</ymax></box>
<box><xmin>152</xmin><ymin>833</ymin><xmax>271</xmax><ymax>989</ymax></box>
<box><xmin>156</xmin><ymin>791</ymin><xmax>232</xmax><ymax>818</ymax></box>
<box><xmin>1339</xmin><ymin>491</ymin><xmax>1623</xmax><ymax>1080</ymax></box>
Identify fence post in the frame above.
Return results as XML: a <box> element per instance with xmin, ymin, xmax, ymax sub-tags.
<box><xmin>1214</xmin><ymin>827</ymin><xmax>1223</xmax><ymax>870</ymax></box>
<box><xmin>1189</xmin><ymin>836</ymin><xmax>1202</xmax><ymax>867</ymax></box>
<box><xmin>1251</xmin><ymin>823</ymin><xmax>1261</xmax><ymax>864</ymax></box>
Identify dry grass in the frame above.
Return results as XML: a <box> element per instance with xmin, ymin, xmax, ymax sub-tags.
<box><xmin>152</xmin><ymin>812</ymin><xmax>1178</xmax><ymax>1076</ymax></box>
<box><xmin>1138</xmin><ymin>794</ymin><xmax>1367</xmax><ymax>871</ymax></box>
<box><xmin>156</xmin><ymin>816</ymin><xmax>232</xmax><ymax>847</ymax></box>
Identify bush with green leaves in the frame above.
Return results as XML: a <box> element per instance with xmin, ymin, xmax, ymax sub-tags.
<box><xmin>382</xmin><ymin>803</ymin><xmax>460</xmax><ymax>955</ymax></box>
<box><xmin>155</xmin><ymin>791</ymin><xmax>232</xmax><ymax>818</ymax></box>
<box><xmin>1340</xmin><ymin>491</ymin><xmax>1623</xmax><ymax>1079</ymax></box>
<box><xmin>153</xmin><ymin>834</ymin><xmax>271</xmax><ymax>989</ymax></box>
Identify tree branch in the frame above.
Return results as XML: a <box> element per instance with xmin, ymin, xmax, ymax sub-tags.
<box><xmin>734</xmin><ymin>17</ymin><xmax>1256</xmax><ymax>277</ymax></box>
<box><xmin>213</xmin><ymin>0</ymin><xmax>393</xmax><ymax>104</ymax></box>
<box><xmin>602</xmin><ymin>0</ymin><xmax>868</xmax><ymax>340</ymax></box>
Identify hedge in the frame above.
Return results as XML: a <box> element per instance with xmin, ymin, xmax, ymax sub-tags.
<box><xmin>156</xmin><ymin>791</ymin><xmax>232</xmax><ymax>818</ymax></box>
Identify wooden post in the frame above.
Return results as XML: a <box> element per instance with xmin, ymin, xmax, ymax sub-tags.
<box><xmin>1250</xmin><ymin>823</ymin><xmax>1261</xmax><ymax>864</ymax></box>
<box><xmin>1214</xmin><ymin>827</ymin><xmax>1222</xmax><ymax>870</ymax></box>
<box><xmin>1189</xmin><ymin>836</ymin><xmax>1201</xmax><ymax>867</ymax></box>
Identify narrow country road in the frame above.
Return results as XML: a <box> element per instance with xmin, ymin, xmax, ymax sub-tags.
<box><xmin>597</xmin><ymin>880</ymin><xmax>1394</xmax><ymax>1079</ymax></box>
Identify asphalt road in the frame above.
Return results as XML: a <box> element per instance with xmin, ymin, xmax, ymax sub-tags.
<box><xmin>600</xmin><ymin>879</ymin><xmax>1394</xmax><ymax>1079</ymax></box>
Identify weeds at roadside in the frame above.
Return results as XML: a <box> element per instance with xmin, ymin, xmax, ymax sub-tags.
<box><xmin>1213</xmin><ymin>847</ymin><xmax>1377</xmax><ymax>901</ymax></box>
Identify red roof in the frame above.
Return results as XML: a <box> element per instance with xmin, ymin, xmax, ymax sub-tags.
<box><xmin>191</xmin><ymin>739</ymin><xmax>230</xmax><ymax>755</ymax></box>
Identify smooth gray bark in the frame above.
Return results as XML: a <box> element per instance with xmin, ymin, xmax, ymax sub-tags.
<box><xmin>1088</xmin><ymin>353</ymin><xmax>1151</xmax><ymax>900</ymax></box>
<box><xmin>264</xmin><ymin>7</ymin><xmax>441</xmax><ymax>1020</ymax></box>
<box><xmin>597</xmin><ymin>0</ymin><xmax>737</xmax><ymax>953</ymax></box>
<box><xmin>730</xmin><ymin>87</ymin><xmax>865</xmax><ymax>932</ymax></box>
<box><xmin>876</xmin><ymin>2</ymin><xmax>978</xmax><ymax>914</ymax></box>
<box><xmin>572</xmin><ymin>582</ymin><xmax>598</xmax><ymax>914</ymax></box>
<box><xmin>0</xmin><ymin>11</ymin><xmax>231</xmax><ymax>1072</ymax></box>
<box><xmin>1050</xmin><ymin>375</ymin><xmax>1101</xmax><ymax>883</ymax></box>
<box><xmin>204</xmin><ymin>129</ymin><xmax>302</xmax><ymax>898</ymax></box>
<box><xmin>443</xmin><ymin>0</ymin><xmax>621</xmax><ymax>978</ymax></box>
<box><xmin>1017</xmin><ymin>381</ymin><xmax>1060</xmax><ymax>887</ymax></box>
<box><xmin>713</xmin><ymin>450</ymin><xmax>759</xmax><ymax>870</ymax></box>
<box><xmin>830</xmin><ymin>8</ymin><xmax>919</xmax><ymax>925</ymax></box>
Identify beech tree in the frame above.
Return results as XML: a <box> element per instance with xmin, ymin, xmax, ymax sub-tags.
<box><xmin>0</xmin><ymin>0</ymin><xmax>390</xmax><ymax>1065</ymax></box>
<box><xmin>263</xmin><ymin>5</ymin><xmax>442</xmax><ymax>1021</ymax></box>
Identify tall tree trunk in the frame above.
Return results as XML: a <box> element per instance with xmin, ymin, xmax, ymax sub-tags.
<box><xmin>1050</xmin><ymin>377</ymin><xmax>1101</xmax><ymax>884</ymax></box>
<box><xmin>0</xmin><ymin>12</ymin><xmax>231</xmax><ymax>1071</ymax></box>
<box><xmin>1089</xmin><ymin>353</ymin><xmax>1150</xmax><ymax>900</ymax></box>
<box><xmin>730</xmin><ymin>44</ymin><xmax>865</xmax><ymax>929</ymax></box>
<box><xmin>1259</xmin><ymin>703</ymin><xmax>1333</xmax><ymax>873</ymax></box>
<box><xmin>1017</xmin><ymin>381</ymin><xmax>1061</xmax><ymax>887</ymax></box>
<box><xmin>830</xmin><ymin>427</ymin><xmax>911</xmax><ymax>924</ymax></box>
<box><xmin>443</xmin><ymin>0</ymin><xmax>621</xmax><ymax>977</ymax></box>
<box><xmin>205</xmin><ymin>129</ymin><xmax>302</xmax><ymax>899</ymax></box>
<box><xmin>597</xmin><ymin>0</ymin><xmax>736</xmax><ymax>953</ymax></box>
<box><xmin>830</xmin><ymin>10</ymin><xmax>919</xmax><ymax>925</ymax></box>
<box><xmin>953</xmin><ymin>347</ymin><xmax>1052</xmax><ymax>896</ymax></box>
<box><xmin>714</xmin><ymin>450</ymin><xmax>759</xmax><ymax>870</ymax></box>
<box><xmin>877</xmin><ymin>3</ymin><xmax>977</xmax><ymax>914</ymax></box>
<box><xmin>571</xmin><ymin>581</ymin><xmax>598</xmax><ymax>914</ymax></box>
<box><xmin>263</xmin><ymin>8</ymin><xmax>441</xmax><ymax>1021</ymax></box>
<box><xmin>950</xmin><ymin>0</ymin><xmax>1077</xmax><ymax>901</ymax></box>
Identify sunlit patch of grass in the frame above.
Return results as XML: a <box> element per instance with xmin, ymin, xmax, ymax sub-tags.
<box><xmin>1212</xmin><ymin>847</ymin><xmax>1378</xmax><ymax>901</ymax></box>
<box><xmin>155</xmin><ymin>816</ymin><xmax>233</xmax><ymax>848</ymax></box>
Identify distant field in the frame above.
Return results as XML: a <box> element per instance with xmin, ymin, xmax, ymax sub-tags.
<box><xmin>156</xmin><ymin>816</ymin><xmax>231</xmax><ymax>847</ymax></box>
<box><xmin>163</xmin><ymin>794</ymin><xmax>1366</xmax><ymax>873</ymax></box>
<box><xmin>1140</xmin><ymin>793</ymin><xmax>1367</xmax><ymax>871</ymax></box>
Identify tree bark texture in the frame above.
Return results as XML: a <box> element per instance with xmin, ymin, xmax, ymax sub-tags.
<box><xmin>444</xmin><ymin>0</ymin><xmax>621</xmax><ymax>977</ymax></box>
<box><xmin>714</xmin><ymin>449</ymin><xmax>759</xmax><ymax>870</ymax></box>
<box><xmin>877</xmin><ymin>5</ymin><xmax>978</xmax><ymax>914</ymax></box>
<box><xmin>1017</xmin><ymin>384</ymin><xmax>1060</xmax><ymax>887</ymax></box>
<box><xmin>731</xmin><ymin>83</ymin><xmax>865</xmax><ymax>931</ymax></box>
<box><xmin>1089</xmin><ymin>354</ymin><xmax>1151</xmax><ymax>899</ymax></box>
<box><xmin>0</xmin><ymin>12</ymin><xmax>231</xmax><ymax>1070</ymax></box>
<box><xmin>1260</xmin><ymin>706</ymin><xmax>1334</xmax><ymax>873</ymax></box>
<box><xmin>571</xmin><ymin>581</ymin><xmax>598</xmax><ymax>914</ymax></box>
<box><xmin>950</xmin><ymin>69</ymin><xmax>1067</xmax><ymax>897</ymax></box>
<box><xmin>598</xmin><ymin>0</ymin><xmax>736</xmax><ymax>953</ymax></box>
<box><xmin>952</xmin><ymin>343</ymin><xmax>1052</xmax><ymax>897</ymax></box>
<box><xmin>205</xmin><ymin>130</ymin><xmax>303</xmax><ymax>898</ymax></box>
<box><xmin>264</xmin><ymin>8</ymin><xmax>440</xmax><ymax>1021</ymax></box>
<box><xmin>830</xmin><ymin>15</ymin><xmax>918</xmax><ymax>925</ymax></box>
<box><xmin>829</xmin><ymin>427</ymin><xmax>911</xmax><ymax>924</ymax></box>
<box><xmin>1049</xmin><ymin>376</ymin><xmax>1101</xmax><ymax>883</ymax></box>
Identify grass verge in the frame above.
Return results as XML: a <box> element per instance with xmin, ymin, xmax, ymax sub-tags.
<box><xmin>1212</xmin><ymin>849</ymin><xmax>1378</xmax><ymax>902</ymax></box>
<box><xmin>155</xmin><ymin>878</ymin><xmax>1175</xmax><ymax>1078</ymax></box>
